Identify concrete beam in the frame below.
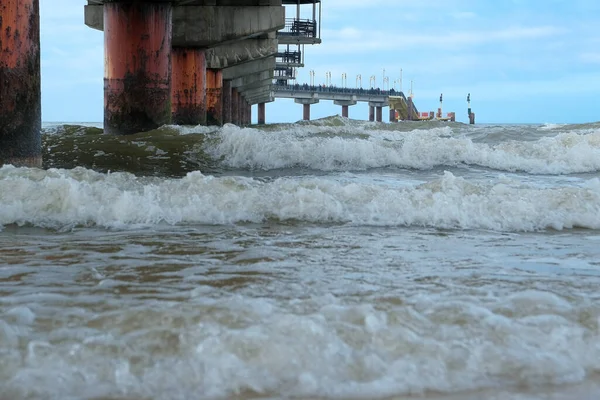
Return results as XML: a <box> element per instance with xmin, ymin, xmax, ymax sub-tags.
<box><xmin>232</xmin><ymin>74</ymin><xmax>273</xmax><ymax>91</ymax></box>
<box><xmin>173</xmin><ymin>6</ymin><xmax>284</xmax><ymax>47</ymax></box>
<box><xmin>205</xmin><ymin>35</ymin><xmax>277</xmax><ymax>69</ymax></box>
<box><xmin>221</xmin><ymin>56</ymin><xmax>274</xmax><ymax>80</ymax></box>
<box><xmin>85</xmin><ymin>6</ymin><xmax>285</xmax><ymax>48</ymax></box>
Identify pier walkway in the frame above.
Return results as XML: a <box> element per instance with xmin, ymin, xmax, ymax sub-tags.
<box><xmin>272</xmin><ymin>84</ymin><xmax>419</xmax><ymax>122</ymax></box>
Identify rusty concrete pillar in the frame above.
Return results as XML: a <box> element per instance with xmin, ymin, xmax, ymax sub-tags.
<box><xmin>376</xmin><ymin>106</ymin><xmax>382</xmax><ymax>122</ymax></box>
<box><xmin>247</xmin><ymin>103</ymin><xmax>252</xmax><ymax>125</ymax></box>
<box><xmin>237</xmin><ymin>93</ymin><xmax>244</xmax><ymax>126</ymax></box>
<box><xmin>0</xmin><ymin>0</ymin><xmax>41</xmax><ymax>167</ymax></box>
<box><xmin>469</xmin><ymin>112</ymin><xmax>476</xmax><ymax>124</ymax></box>
<box><xmin>222</xmin><ymin>79</ymin><xmax>232</xmax><ymax>124</ymax></box>
<box><xmin>206</xmin><ymin>69</ymin><xmax>223</xmax><ymax>125</ymax></box>
<box><xmin>104</xmin><ymin>2</ymin><xmax>172</xmax><ymax>135</ymax></box>
<box><xmin>172</xmin><ymin>48</ymin><xmax>206</xmax><ymax>125</ymax></box>
<box><xmin>231</xmin><ymin>89</ymin><xmax>239</xmax><ymax>125</ymax></box>
<box><xmin>389</xmin><ymin>108</ymin><xmax>397</xmax><ymax>123</ymax></box>
<box><xmin>368</xmin><ymin>106</ymin><xmax>374</xmax><ymax>122</ymax></box>
<box><xmin>407</xmin><ymin>98</ymin><xmax>414</xmax><ymax>121</ymax></box>
<box><xmin>341</xmin><ymin>105</ymin><xmax>348</xmax><ymax>118</ymax></box>
<box><xmin>303</xmin><ymin>104</ymin><xmax>311</xmax><ymax>121</ymax></box>
<box><xmin>258</xmin><ymin>103</ymin><xmax>266</xmax><ymax>124</ymax></box>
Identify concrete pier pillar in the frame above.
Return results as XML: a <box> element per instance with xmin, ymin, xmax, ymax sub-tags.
<box><xmin>389</xmin><ymin>108</ymin><xmax>397</xmax><ymax>123</ymax></box>
<box><xmin>0</xmin><ymin>0</ymin><xmax>41</xmax><ymax>167</ymax></box>
<box><xmin>295</xmin><ymin>98</ymin><xmax>319</xmax><ymax>121</ymax></box>
<box><xmin>303</xmin><ymin>104</ymin><xmax>311</xmax><ymax>121</ymax></box>
<box><xmin>469</xmin><ymin>112</ymin><xmax>476</xmax><ymax>124</ymax></box>
<box><xmin>222</xmin><ymin>79</ymin><xmax>232</xmax><ymax>124</ymax></box>
<box><xmin>369</xmin><ymin>106</ymin><xmax>374</xmax><ymax>122</ymax></box>
<box><xmin>247</xmin><ymin>103</ymin><xmax>252</xmax><ymax>125</ymax></box>
<box><xmin>258</xmin><ymin>103</ymin><xmax>266</xmax><ymax>124</ymax></box>
<box><xmin>376</xmin><ymin>106</ymin><xmax>383</xmax><ymax>122</ymax></box>
<box><xmin>206</xmin><ymin>69</ymin><xmax>223</xmax><ymax>125</ymax></box>
<box><xmin>237</xmin><ymin>93</ymin><xmax>244</xmax><ymax>126</ymax></box>
<box><xmin>334</xmin><ymin>100</ymin><xmax>356</xmax><ymax>119</ymax></box>
<box><xmin>407</xmin><ymin>97</ymin><xmax>414</xmax><ymax>121</ymax></box>
<box><xmin>231</xmin><ymin>89</ymin><xmax>239</xmax><ymax>125</ymax></box>
<box><xmin>172</xmin><ymin>48</ymin><xmax>206</xmax><ymax>125</ymax></box>
<box><xmin>104</xmin><ymin>2</ymin><xmax>172</xmax><ymax>135</ymax></box>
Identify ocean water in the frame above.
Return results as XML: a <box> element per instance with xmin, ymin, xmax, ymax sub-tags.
<box><xmin>2</xmin><ymin>117</ymin><xmax>600</xmax><ymax>400</ymax></box>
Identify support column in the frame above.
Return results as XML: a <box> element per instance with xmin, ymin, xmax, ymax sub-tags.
<box><xmin>376</xmin><ymin>106</ymin><xmax>383</xmax><ymax>122</ymax></box>
<box><xmin>303</xmin><ymin>104</ymin><xmax>310</xmax><ymax>121</ymax></box>
<box><xmin>231</xmin><ymin>89</ymin><xmax>239</xmax><ymax>125</ymax></box>
<box><xmin>341</xmin><ymin>105</ymin><xmax>348</xmax><ymax>118</ymax></box>
<box><xmin>407</xmin><ymin>97</ymin><xmax>414</xmax><ymax>121</ymax></box>
<box><xmin>222</xmin><ymin>79</ymin><xmax>232</xmax><ymax>124</ymax></box>
<box><xmin>389</xmin><ymin>108</ymin><xmax>397</xmax><ymax>123</ymax></box>
<box><xmin>0</xmin><ymin>0</ymin><xmax>41</xmax><ymax>167</ymax></box>
<box><xmin>469</xmin><ymin>112</ymin><xmax>476</xmax><ymax>124</ymax></box>
<box><xmin>104</xmin><ymin>2</ymin><xmax>172</xmax><ymax>135</ymax></box>
<box><xmin>368</xmin><ymin>106</ymin><xmax>374</xmax><ymax>122</ymax></box>
<box><xmin>295</xmin><ymin>98</ymin><xmax>319</xmax><ymax>121</ymax></box>
<box><xmin>258</xmin><ymin>103</ymin><xmax>266</xmax><ymax>124</ymax></box>
<box><xmin>172</xmin><ymin>48</ymin><xmax>206</xmax><ymax>125</ymax></box>
<box><xmin>334</xmin><ymin>100</ymin><xmax>356</xmax><ymax>119</ymax></box>
<box><xmin>247</xmin><ymin>103</ymin><xmax>252</xmax><ymax>125</ymax></box>
<box><xmin>237</xmin><ymin>94</ymin><xmax>244</xmax><ymax>126</ymax></box>
<box><xmin>206</xmin><ymin>69</ymin><xmax>223</xmax><ymax>125</ymax></box>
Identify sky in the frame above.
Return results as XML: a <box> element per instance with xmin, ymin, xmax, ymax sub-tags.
<box><xmin>40</xmin><ymin>0</ymin><xmax>600</xmax><ymax>124</ymax></box>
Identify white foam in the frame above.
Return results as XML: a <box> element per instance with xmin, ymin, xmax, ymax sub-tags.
<box><xmin>1</xmin><ymin>293</ymin><xmax>599</xmax><ymax>399</ymax></box>
<box><xmin>203</xmin><ymin>124</ymin><xmax>600</xmax><ymax>174</ymax></box>
<box><xmin>2</xmin><ymin>166</ymin><xmax>600</xmax><ymax>231</ymax></box>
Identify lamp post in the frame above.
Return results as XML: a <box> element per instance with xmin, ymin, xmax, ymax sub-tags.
<box><xmin>341</xmin><ymin>73</ymin><xmax>347</xmax><ymax>88</ymax></box>
<box><xmin>325</xmin><ymin>71</ymin><xmax>331</xmax><ymax>86</ymax></box>
<box><xmin>309</xmin><ymin>69</ymin><xmax>315</xmax><ymax>86</ymax></box>
<box><xmin>356</xmin><ymin>74</ymin><xmax>362</xmax><ymax>88</ymax></box>
<box><xmin>370</xmin><ymin>75</ymin><xmax>376</xmax><ymax>88</ymax></box>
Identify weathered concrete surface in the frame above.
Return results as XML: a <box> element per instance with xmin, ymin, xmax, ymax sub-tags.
<box><xmin>173</xmin><ymin>6</ymin><xmax>284</xmax><ymax>47</ymax></box>
<box><xmin>172</xmin><ymin>48</ymin><xmax>206</xmax><ymax>125</ymax></box>
<box><xmin>222</xmin><ymin>56</ymin><xmax>274</xmax><ymax>80</ymax></box>
<box><xmin>206</xmin><ymin>35</ymin><xmax>277</xmax><ymax>69</ymax></box>
<box><xmin>206</xmin><ymin>69</ymin><xmax>223</xmax><ymax>125</ymax></box>
<box><xmin>0</xmin><ymin>0</ymin><xmax>42</xmax><ymax>167</ymax></box>
<box><xmin>85</xmin><ymin>4</ymin><xmax>284</xmax><ymax>48</ymax></box>
<box><xmin>104</xmin><ymin>2</ymin><xmax>173</xmax><ymax>135</ymax></box>
<box><xmin>232</xmin><ymin>74</ymin><xmax>272</xmax><ymax>92</ymax></box>
<box><xmin>222</xmin><ymin>79</ymin><xmax>232</xmax><ymax>123</ymax></box>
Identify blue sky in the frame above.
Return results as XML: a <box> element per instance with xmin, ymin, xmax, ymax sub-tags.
<box><xmin>40</xmin><ymin>0</ymin><xmax>600</xmax><ymax>124</ymax></box>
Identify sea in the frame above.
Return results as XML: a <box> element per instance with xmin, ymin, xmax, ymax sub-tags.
<box><xmin>1</xmin><ymin>117</ymin><xmax>600</xmax><ymax>400</ymax></box>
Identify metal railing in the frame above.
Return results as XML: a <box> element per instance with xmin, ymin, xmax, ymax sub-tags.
<box><xmin>278</xmin><ymin>18</ymin><xmax>317</xmax><ymax>38</ymax></box>
<box><xmin>272</xmin><ymin>83</ymin><xmax>406</xmax><ymax>99</ymax></box>
<box><xmin>275</xmin><ymin>51</ymin><xmax>302</xmax><ymax>64</ymax></box>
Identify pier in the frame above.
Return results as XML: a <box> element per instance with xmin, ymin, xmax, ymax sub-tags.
<box><xmin>0</xmin><ymin>0</ymin><xmax>322</xmax><ymax>166</ymax></box>
<box><xmin>272</xmin><ymin>84</ymin><xmax>418</xmax><ymax>122</ymax></box>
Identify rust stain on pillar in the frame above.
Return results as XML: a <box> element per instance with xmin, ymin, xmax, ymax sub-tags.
<box><xmin>172</xmin><ymin>47</ymin><xmax>206</xmax><ymax>125</ymax></box>
<box><xmin>104</xmin><ymin>2</ymin><xmax>172</xmax><ymax>135</ymax></box>
<box><xmin>222</xmin><ymin>79</ymin><xmax>232</xmax><ymax>124</ymax></box>
<box><xmin>258</xmin><ymin>102</ymin><xmax>266</xmax><ymax>124</ymax></box>
<box><xmin>341</xmin><ymin>105</ymin><xmax>348</xmax><ymax>118</ymax></box>
<box><xmin>0</xmin><ymin>0</ymin><xmax>41</xmax><ymax>167</ymax></box>
<box><xmin>206</xmin><ymin>69</ymin><xmax>223</xmax><ymax>125</ymax></box>
<box><xmin>368</xmin><ymin>106</ymin><xmax>374</xmax><ymax>122</ymax></box>
<box><xmin>231</xmin><ymin>88</ymin><xmax>239</xmax><ymax>125</ymax></box>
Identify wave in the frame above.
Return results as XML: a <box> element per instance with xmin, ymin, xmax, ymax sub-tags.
<box><xmin>36</xmin><ymin>121</ymin><xmax>600</xmax><ymax>176</ymax></box>
<box><xmin>2</xmin><ymin>166</ymin><xmax>600</xmax><ymax>232</ymax></box>
<box><xmin>205</xmin><ymin>123</ymin><xmax>600</xmax><ymax>174</ymax></box>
